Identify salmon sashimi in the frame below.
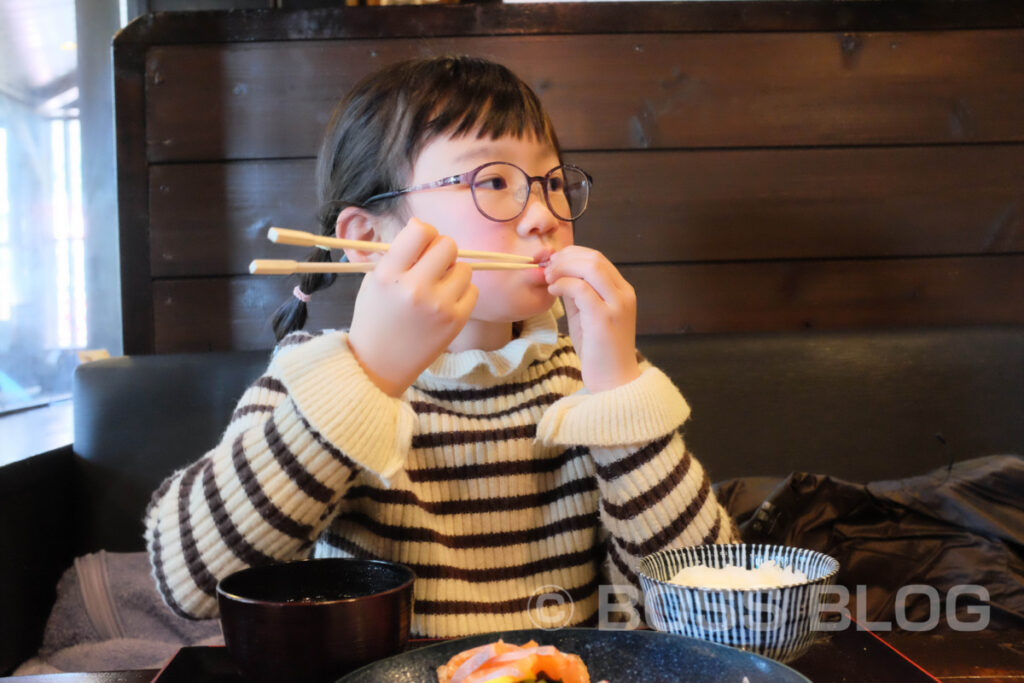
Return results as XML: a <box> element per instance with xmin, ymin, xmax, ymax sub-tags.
<box><xmin>436</xmin><ymin>639</ymin><xmax>592</xmax><ymax>683</ymax></box>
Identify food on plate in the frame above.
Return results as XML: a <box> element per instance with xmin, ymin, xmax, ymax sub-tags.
<box><xmin>668</xmin><ymin>559</ymin><xmax>808</xmax><ymax>589</ymax></box>
<box><xmin>436</xmin><ymin>639</ymin><xmax>594</xmax><ymax>683</ymax></box>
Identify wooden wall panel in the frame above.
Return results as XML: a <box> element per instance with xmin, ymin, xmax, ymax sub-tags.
<box><xmin>152</xmin><ymin>277</ymin><xmax>359</xmax><ymax>352</ymax></box>
<box><xmin>149</xmin><ymin>145</ymin><xmax>1024</xmax><ymax>276</ymax></box>
<box><xmin>587</xmin><ymin>146</ymin><xmax>1024</xmax><ymax>263</ymax></box>
<box><xmin>152</xmin><ymin>255</ymin><xmax>1024</xmax><ymax>351</ymax></box>
<box><xmin>144</xmin><ymin>30</ymin><xmax>1024</xmax><ymax>162</ymax></box>
<box><xmin>117</xmin><ymin>5</ymin><xmax>1024</xmax><ymax>354</ymax></box>
<box><xmin>629</xmin><ymin>256</ymin><xmax>1024</xmax><ymax>334</ymax></box>
<box><xmin>116</xmin><ymin>44</ymin><xmax>154</xmax><ymax>355</ymax></box>
<box><xmin>150</xmin><ymin>159</ymin><xmax>318</xmax><ymax>276</ymax></box>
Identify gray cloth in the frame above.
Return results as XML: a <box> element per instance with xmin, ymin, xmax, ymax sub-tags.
<box><xmin>14</xmin><ymin>551</ymin><xmax>222</xmax><ymax>675</ymax></box>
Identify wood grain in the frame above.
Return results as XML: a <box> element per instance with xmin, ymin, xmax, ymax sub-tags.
<box><xmin>148</xmin><ymin>145</ymin><xmax>1024</xmax><ymax>276</ymax></box>
<box><xmin>116</xmin><ymin>6</ymin><xmax>1024</xmax><ymax>353</ymax></box>
<box><xmin>151</xmin><ymin>255</ymin><xmax>1024</xmax><ymax>351</ymax></box>
<box><xmin>115</xmin><ymin>43</ymin><xmax>155</xmax><ymax>355</ymax></box>
<box><xmin>627</xmin><ymin>256</ymin><xmax>1024</xmax><ymax>334</ymax></box>
<box><xmin>115</xmin><ymin>2</ymin><xmax>1024</xmax><ymax>45</ymax></box>
<box><xmin>144</xmin><ymin>30</ymin><xmax>1024</xmax><ymax>161</ymax></box>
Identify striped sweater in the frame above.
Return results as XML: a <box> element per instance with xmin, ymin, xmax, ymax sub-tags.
<box><xmin>144</xmin><ymin>305</ymin><xmax>738</xmax><ymax>637</ymax></box>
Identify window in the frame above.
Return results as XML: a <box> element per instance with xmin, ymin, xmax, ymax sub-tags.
<box><xmin>0</xmin><ymin>1</ymin><xmax>124</xmax><ymax>414</ymax></box>
<box><xmin>0</xmin><ymin>128</ymin><xmax>9</xmax><ymax>323</ymax></box>
<box><xmin>51</xmin><ymin>118</ymin><xmax>88</xmax><ymax>350</ymax></box>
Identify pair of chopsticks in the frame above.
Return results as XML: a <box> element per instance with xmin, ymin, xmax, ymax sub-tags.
<box><xmin>249</xmin><ymin>227</ymin><xmax>538</xmax><ymax>275</ymax></box>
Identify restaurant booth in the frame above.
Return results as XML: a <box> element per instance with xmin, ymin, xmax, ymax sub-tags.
<box><xmin>1</xmin><ymin>1</ymin><xmax>1022</xmax><ymax>680</ymax></box>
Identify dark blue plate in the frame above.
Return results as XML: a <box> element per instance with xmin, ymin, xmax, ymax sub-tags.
<box><xmin>337</xmin><ymin>628</ymin><xmax>811</xmax><ymax>682</ymax></box>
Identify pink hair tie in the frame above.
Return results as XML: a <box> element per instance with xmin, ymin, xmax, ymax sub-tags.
<box><xmin>292</xmin><ymin>285</ymin><xmax>311</xmax><ymax>303</ymax></box>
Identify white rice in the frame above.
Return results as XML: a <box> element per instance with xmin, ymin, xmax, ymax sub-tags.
<box><xmin>668</xmin><ymin>560</ymin><xmax>808</xmax><ymax>589</ymax></box>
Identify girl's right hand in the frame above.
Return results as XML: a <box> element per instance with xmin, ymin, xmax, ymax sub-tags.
<box><xmin>346</xmin><ymin>218</ymin><xmax>478</xmax><ymax>397</ymax></box>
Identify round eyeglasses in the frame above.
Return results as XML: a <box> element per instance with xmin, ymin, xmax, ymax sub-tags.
<box><xmin>362</xmin><ymin>162</ymin><xmax>593</xmax><ymax>222</ymax></box>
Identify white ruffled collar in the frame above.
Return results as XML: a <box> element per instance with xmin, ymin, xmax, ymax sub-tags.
<box><xmin>420</xmin><ymin>301</ymin><xmax>563</xmax><ymax>385</ymax></box>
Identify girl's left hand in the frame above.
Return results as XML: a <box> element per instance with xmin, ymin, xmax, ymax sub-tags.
<box><xmin>545</xmin><ymin>246</ymin><xmax>642</xmax><ymax>392</ymax></box>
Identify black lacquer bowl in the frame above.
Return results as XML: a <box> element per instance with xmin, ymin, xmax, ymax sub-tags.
<box><xmin>217</xmin><ymin>558</ymin><xmax>414</xmax><ymax>683</ymax></box>
<box><xmin>338</xmin><ymin>627</ymin><xmax>810</xmax><ymax>682</ymax></box>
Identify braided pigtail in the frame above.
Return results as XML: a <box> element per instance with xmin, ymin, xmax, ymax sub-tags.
<box><xmin>270</xmin><ymin>245</ymin><xmax>340</xmax><ymax>342</ymax></box>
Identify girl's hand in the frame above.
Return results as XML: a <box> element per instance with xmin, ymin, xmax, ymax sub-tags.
<box><xmin>347</xmin><ymin>218</ymin><xmax>478</xmax><ymax>397</ymax></box>
<box><xmin>544</xmin><ymin>246</ymin><xmax>642</xmax><ymax>392</ymax></box>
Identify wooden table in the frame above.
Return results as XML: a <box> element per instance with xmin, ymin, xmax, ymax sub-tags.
<box><xmin>3</xmin><ymin>628</ymin><xmax>1021</xmax><ymax>682</ymax></box>
<box><xmin>794</xmin><ymin>628</ymin><xmax>1024</xmax><ymax>683</ymax></box>
<box><xmin>889</xmin><ymin>631</ymin><xmax>1024</xmax><ymax>683</ymax></box>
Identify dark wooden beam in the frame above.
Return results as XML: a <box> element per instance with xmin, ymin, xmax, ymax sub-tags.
<box><xmin>114</xmin><ymin>43</ymin><xmax>155</xmax><ymax>355</ymax></box>
<box><xmin>115</xmin><ymin>1</ymin><xmax>1024</xmax><ymax>46</ymax></box>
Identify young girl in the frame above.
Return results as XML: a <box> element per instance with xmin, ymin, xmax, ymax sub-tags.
<box><xmin>145</xmin><ymin>56</ymin><xmax>738</xmax><ymax>637</ymax></box>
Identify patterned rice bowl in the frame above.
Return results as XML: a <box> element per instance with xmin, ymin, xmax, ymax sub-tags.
<box><xmin>638</xmin><ymin>544</ymin><xmax>840</xmax><ymax>663</ymax></box>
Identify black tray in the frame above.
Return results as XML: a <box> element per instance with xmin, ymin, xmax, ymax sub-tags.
<box><xmin>153</xmin><ymin>625</ymin><xmax>940</xmax><ymax>683</ymax></box>
<box><xmin>151</xmin><ymin>646</ymin><xmax>243</xmax><ymax>683</ymax></box>
<box><xmin>338</xmin><ymin>628</ymin><xmax>809</xmax><ymax>683</ymax></box>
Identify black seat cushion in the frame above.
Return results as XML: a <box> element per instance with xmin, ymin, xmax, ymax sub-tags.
<box><xmin>639</xmin><ymin>325</ymin><xmax>1024</xmax><ymax>482</ymax></box>
<box><xmin>72</xmin><ymin>351</ymin><xmax>268</xmax><ymax>554</ymax></box>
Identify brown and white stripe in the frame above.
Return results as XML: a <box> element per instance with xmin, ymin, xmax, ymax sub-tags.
<box><xmin>144</xmin><ymin>319</ymin><xmax>738</xmax><ymax>636</ymax></box>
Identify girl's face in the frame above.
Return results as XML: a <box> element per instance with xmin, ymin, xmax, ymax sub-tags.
<box><xmin>394</xmin><ymin>132</ymin><xmax>574</xmax><ymax>325</ymax></box>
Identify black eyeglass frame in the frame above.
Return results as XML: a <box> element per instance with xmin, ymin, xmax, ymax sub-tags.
<box><xmin>362</xmin><ymin>161</ymin><xmax>593</xmax><ymax>223</ymax></box>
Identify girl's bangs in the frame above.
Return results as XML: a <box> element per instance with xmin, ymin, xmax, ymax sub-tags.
<box><xmin>417</xmin><ymin>79</ymin><xmax>558</xmax><ymax>153</ymax></box>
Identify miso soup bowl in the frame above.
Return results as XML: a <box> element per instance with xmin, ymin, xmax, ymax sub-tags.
<box><xmin>217</xmin><ymin>558</ymin><xmax>414</xmax><ymax>683</ymax></box>
<box><xmin>638</xmin><ymin>544</ymin><xmax>839</xmax><ymax>663</ymax></box>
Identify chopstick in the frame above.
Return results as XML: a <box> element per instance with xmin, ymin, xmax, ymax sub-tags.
<box><xmin>249</xmin><ymin>259</ymin><xmax>538</xmax><ymax>275</ymax></box>
<box><xmin>267</xmin><ymin>227</ymin><xmax>534</xmax><ymax>264</ymax></box>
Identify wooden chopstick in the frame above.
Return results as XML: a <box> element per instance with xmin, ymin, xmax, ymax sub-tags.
<box><xmin>249</xmin><ymin>259</ymin><xmax>538</xmax><ymax>275</ymax></box>
<box><xmin>268</xmin><ymin>227</ymin><xmax>534</xmax><ymax>264</ymax></box>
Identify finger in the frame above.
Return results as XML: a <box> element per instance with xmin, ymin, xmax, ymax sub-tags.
<box><xmin>409</xmin><ymin>234</ymin><xmax>459</xmax><ymax>282</ymax></box>
<box><xmin>548</xmin><ymin>276</ymin><xmax>606</xmax><ymax>318</ymax></box>
<box><xmin>548</xmin><ymin>250</ymin><xmax>630</xmax><ymax>295</ymax></box>
<box><xmin>453</xmin><ymin>282</ymin><xmax>480</xmax><ymax>321</ymax></box>
<box><xmin>436</xmin><ymin>260</ymin><xmax>474</xmax><ymax>301</ymax></box>
<box><xmin>548</xmin><ymin>263</ymin><xmax>629</xmax><ymax>313</ymax></box>
<box><xmin>558</xmin><ymin>292</ymin><xmax>580</xmax><ymax>322</ymax></box>
<box><xmin>379</xmin><ymin>218</ymin><xmax>437</xmax><ymax>274</ymax></box>
<box><xmin>546</xmin><ymin>248</ymin><xmax>629</xmax><ymax>303</ymax></box>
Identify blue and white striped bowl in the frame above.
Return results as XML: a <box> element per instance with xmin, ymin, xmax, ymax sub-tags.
<box><xmin>638</xmin><ymin>544</ymin><xmax>839</xmax><ymax>663</ymax></box>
